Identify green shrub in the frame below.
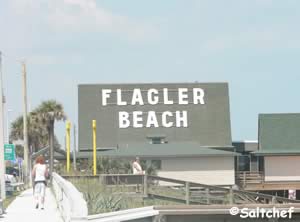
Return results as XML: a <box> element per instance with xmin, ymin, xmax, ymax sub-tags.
<box><xmin>85</xmin><ymin>192</ymin><xmax>124</xmax><ymax>214</ymax></box>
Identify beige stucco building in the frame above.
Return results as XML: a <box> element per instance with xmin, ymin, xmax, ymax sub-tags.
<box><xmin>157</xmin><ymin>156</ymin><xmax>235</xmax><ymax>185</ymax></box>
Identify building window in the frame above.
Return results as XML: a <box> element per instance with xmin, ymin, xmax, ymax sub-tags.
<box><xmin>238</xmin><ymin>155</ymin><xmax>250</xmax><ymax>171</ymax></box>
<box><xmin>151</xmin><ymin>160</ymin><xmax>162</xmax><ymax>170</ymax></box>
<box><xmin>147</xmin><ymin>135</ymin><xmax>167</xmax><ymax>144</ymax></box>
<box><xmin>152</xmin><ymin>137</ymin><xmax>163</xmax><ymax>144</ymax></box>
<box><xmin>250</xmin><ymin>155</ymin><xmax>259</xmax><ymax>172</ymax></box>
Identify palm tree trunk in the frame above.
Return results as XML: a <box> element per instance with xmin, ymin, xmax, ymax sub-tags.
<box><xmin>49</xmin><ymin>119</ymin><xmax>54</xmax><ymax>184</ymax></box>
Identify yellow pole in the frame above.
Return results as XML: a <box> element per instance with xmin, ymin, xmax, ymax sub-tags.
<box><xmin>92</xmin><ymin>120</ymin><xmax>97</xmax><ymax>176</ymax></box>
<box><xmin>66</xmin><ymin>121</ymin><xmax>71</xmax><ymax>173</ymax></box>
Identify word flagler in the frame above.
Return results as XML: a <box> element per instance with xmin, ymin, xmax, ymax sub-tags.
<box><xmin>101</xmin><ymin>88</ymin><xmax>205</xmax><ymax>106</ymax></box>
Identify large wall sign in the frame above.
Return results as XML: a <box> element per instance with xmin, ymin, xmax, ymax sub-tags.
<box><xmin>78</xmin><ymin>83</ymin><xmax>231</xmax><ymax>150</ymax></box>
<box><xmin>100</xmin><ymin>88</ymin><xmax>205</xmax><ymax>128</ymax></box>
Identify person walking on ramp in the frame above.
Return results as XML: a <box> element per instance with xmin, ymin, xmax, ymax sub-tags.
<box><xmin>32</xmin><ymin>155</ymin><xmax>48</xmax><ymax>210</ymax></box>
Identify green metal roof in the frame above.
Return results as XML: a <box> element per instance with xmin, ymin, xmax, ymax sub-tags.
<box><xmin>78</xmin><ymin>142</ymin><xmax>238</xmax><ymax>158</ymax></box>
<box><xmin>256</xmin><ymin>113</ymin><xmax>300</xmax><ymax>155</ymax></box>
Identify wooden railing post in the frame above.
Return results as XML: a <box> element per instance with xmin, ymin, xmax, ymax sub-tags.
<box><xmin>243</xmin><ymin>172</ymin><xmax>246</xmax><ymax>187</ymax></box>
<box><xmin>229</xmin><ymin>188</ymin><xmax>234</xmax><ymax>205</ymax></box>
<box><xmin>143</xmin><ymin>174</ymin><xmax>148</xmax><ymax>197</ymax></box>
<box><xmin>185</xmin><ymin>182</ymin><xmax>190</xmax><ymax>205</ymax></box>
<box><xmin>206</xmin><ymin>188</ymin><xmax>210</xmax><ymax>204</ymax></box>
<box><xmin>262</xmin><ymin>171</ymin><xmax>265</xmax><ymax>183</ymax></box>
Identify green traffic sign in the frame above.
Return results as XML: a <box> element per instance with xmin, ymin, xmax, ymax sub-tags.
<box><xmin>4</xmin><ymin>144</ymin><xmax>15</xmax><ymax>161</ymax></box>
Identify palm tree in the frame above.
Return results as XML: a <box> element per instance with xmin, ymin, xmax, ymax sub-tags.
<box><xmin>10</xmin><ymin>115</ymin><xmax>64</xmax><ymax>155</ymax></box>
<box><xmin>10</xmin><ymin>116</ymin><xmax>23</xmax><ymax>143</ymax></box>
<box><xmin>10</xmin><ymin>115</ymin><xmax>48</xmax><ymax>154</ymax></box>
<box><xmin>32</xmin><ymin>100</ymin><xmax>66</xmax><ymax>182</ymax></box>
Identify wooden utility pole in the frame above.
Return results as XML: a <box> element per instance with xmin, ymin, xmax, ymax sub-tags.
<box><xmin>0</xmin><ymin>51</ymin><xmax>6</xmax><ymax>199</ymax></box>
<box><xmin>22</xmin><ymin>62</ymin><xmax>30</xmax><ymax>187</ymax></box>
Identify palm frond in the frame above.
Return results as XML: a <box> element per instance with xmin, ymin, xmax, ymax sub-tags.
<box><xmin>10</xmin><ymin>99</ymin><xmax>67</xmax><ymax>153</ymax></box>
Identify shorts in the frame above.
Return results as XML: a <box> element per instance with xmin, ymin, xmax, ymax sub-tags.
<box><xmin>34</xmin><ymin>181</ymin><xmax>46</xmax><ymax>198</ymax></box>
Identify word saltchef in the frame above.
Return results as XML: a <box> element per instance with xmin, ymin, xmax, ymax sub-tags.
<box><xmin>101</xmin><ymin>88</ymin><xmax>205</xmax><ymax>128</ymax></box>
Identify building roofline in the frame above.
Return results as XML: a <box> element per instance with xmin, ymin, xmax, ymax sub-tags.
<box><xmin>233</xmin><ymin>140</ymin><xmax>258</xmax><ymax>143</ymax></box>
<box><xmin>78</xmin><ymin>82</ymin><xmax>229</xmax><ymax>86</ymax></box>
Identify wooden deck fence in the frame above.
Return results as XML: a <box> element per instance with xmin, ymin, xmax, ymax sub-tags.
<box><xmin>236</xmin><ymin>171</ymin><xmax>264</xmax><ymax>187</ymax></box>
<box><xmin>62</xmin><ymin>174</ymin><xmax>300</xmax><ymax>206</ymax></box>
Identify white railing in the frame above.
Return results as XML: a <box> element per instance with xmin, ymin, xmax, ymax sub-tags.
<box><xmin>52</xmin><ymin>173</ymin><xmax>88</xmax><ymax>222</ymax></box>
<box><xmin>52</xmin><ymin>173</ymin><xmax>158</xmax><ymax>222</ymax></box>
<box><xmin>0</xmin><ymin>199</ymin><xmax>3</xmax><ymax>215</ymax></box>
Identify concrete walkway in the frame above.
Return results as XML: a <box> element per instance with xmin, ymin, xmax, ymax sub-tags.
<box><xmin>1</xmin><ymin>188</ymin><xmax>63</xmax><ymax>222</ymax></box>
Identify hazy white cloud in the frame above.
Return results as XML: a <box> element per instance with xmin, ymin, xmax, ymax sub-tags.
<box><xmin>28</xmin><ymin>54</ymin><xmax>83</xmax><ymax>66</ymax></box>
<box><xmin>9</xmin><ymin>0</ymin><xmax>159</xmax><ymax>42</ymax></box>
<box><xmin>253</xmin><ymin>0</ymin><xmax>274</xmax><ymax>6</ymax></box>
<box><xmin>10</xmin><ymin>0</ymin><xmax>41</xmax><ymax>14</ymax></box>
<box><xmin>202</xmin><ymin>28</ymin><xmax>300</xmax><ymax>53</ymax></box>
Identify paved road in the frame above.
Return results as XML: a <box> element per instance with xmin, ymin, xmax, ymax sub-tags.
<box><xmin>1</xmin><ymin>188</ymin><xmax>63</xmax><ymax>222</ymax></box>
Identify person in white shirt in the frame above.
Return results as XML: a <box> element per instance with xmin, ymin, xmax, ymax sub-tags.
<box><xmin>132</xmin><ymin>157</ymin><xmax>144</xmax><ymax>175</ymax></box>
<box><xmin>132</xmin><ymin>157</ymin><xmax>144</xmax><ymax>192</ymax></box>
<box><xmin>32</xmin><ymin>155</ymin><xmax>48</xmax><ymax>210</ymax></box>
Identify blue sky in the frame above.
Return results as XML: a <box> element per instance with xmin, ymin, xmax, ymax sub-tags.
<box><xmin>1</xmin><ymin>0</ymin><xmax>300</xmax><ymax>149</ymax></box>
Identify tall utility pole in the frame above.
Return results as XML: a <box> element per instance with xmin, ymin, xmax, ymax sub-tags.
<box><xmin>22</xmin><ymin>62</ymin><xmax>30</xmax><ymax>187</ymax></box>
<box><xmin>73</xmin><ymin>124</ymin><xmax>77</xmax><ymax>171</ymax></box>
<box><xmin>0</xmin><ymin>51</ymin><xmax>6</xmax><ymax>199</ymax></box>
<box><xmin>6</xmin><ymin>109</ymin><xmax>12</xmax><ymax>144</ymax></box>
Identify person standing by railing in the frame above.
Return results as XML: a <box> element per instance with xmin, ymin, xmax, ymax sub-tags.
<box><xmin>32</xmin><ymin>155</ymin><xmax>48</xmax><ymax>210</ymax></box>
<box><xmin>132</xmin><ymin>157</ymin><xmax>144</xmax><ymax>175</ymax></box>
<box><xmin>132</xmin><ymin>157</ymin><xmax>145</xmax><ymax>193</ymax></box>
